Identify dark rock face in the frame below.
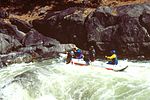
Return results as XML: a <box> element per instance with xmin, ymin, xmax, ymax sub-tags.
<box><xmin>116</xmin><ymin>3</ymin><xmax>150</xmax><ymax>17</ymax></box>
<box><xmin>0</xmin><ymin>9</ymin><xmax>9</xmax><ymax>18</ymax></box>
<box><xmin>20</xmin><ymin>29</ymin><xmax>76</xmax><ymax>60</ymax></box>
<box><xmin>18</xmin><ymin>43</ymin><xmax>76</xmax><ymax>60</ymax></box>
<box><xmin>0</xmin><ymin>17</ymin><xmax>78</xmax><ymax>64</ymax></box>
<box><xmin>112</xmin><ymin>14</ymin><xmax>150</xmax><ymax>56</ymax></box>
<box><xmin>32</xmin><ymin>7</ymin><xmax>87</xmax><ymax>48</ymax></box>
<box><xmin>22</xmin><ymin>29</ymin><xmax>60</xmax><ymax>47</ymax></box>
<box><xmin>85</xmin><ymin>4</ymin><xmax>150</xmax><ymax>57</ymax></box>
<box><xmin>10</xmin><ymin>18</ymin><xmax>32</xmax><ymax>33</ymax></box>
<box><xmin>32</xmin><ymin>4</ymin><xmax>150</xmax><ymax>58</ymax></box>
<box><xmin>139</xmin><ymin>11</ymin><xmax>150</xmax><ymax>36</ymax></box>
<box><xmin>85</xmin><ymin>7</ymin><xmax>119</xmax><ymax>53</ymax></box>
<box><xmin>0</xmin><ymin>33</ymin><xmax>22</xmax><ymax>54</ymax></box>
<box><xmin>48</xmin><ymin>44</ymin><xmax>76</xmax><ymax>53</ymax></box>
<box><xmin>93</xmin><ymin>7</ymin><xmax>118</xmax><ymax>27</ymax></box>
<box><xmin>0</xmin><ymin>21</ymin><xmax>26</xmax><ymax>41</ymax></box>
<box><xmin>1</xmin><ymin>52</ymin><xmax>33</xmax><ymax>64</ymax></box>
<box><xmin>0</xmin><ymin>3</ymin><xmax>150</xmax><ymax>61</ymax></box>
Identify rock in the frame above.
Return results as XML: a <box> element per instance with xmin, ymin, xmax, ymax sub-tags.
<box><xmin>18</xmin><ymin>46</ymin><xmax>36</xmax><ymax>54</ymax></box>
<box><xmin>9</xmin><ymin>53</ymin><xmax>32</xmax><ymax>63</ymax></box>
<box><xmin>139</xmin><ymin>11</ymin><xmax>150</xmax><ymax>36</ymax></box>
<box><xmin>18</xmin><ymin>43</ymin><xmax>76</xmax><ymax>60</ymax></box>
<box><xmin>10</xmin><ymin>3</ymin><xmax>150</xmax><ymax>58</ymax></box>
<box><xmin>1</xmin><ymin>52</ymin><xmax>33</xmax><ymax>64</ymax></box>
<box><xmin>116</xmin><ymin>3</ymin><xmax>150</xmax><ymax>17</ymax></box>
<box><xmin>137</xmin><ymin>55</ymin><xmax>145</xmax><ymax>60</ymax></box>
<box><xmin>116</xmin><ymin>14</ymin><xmax>149</xmax><ymax>43</ymax></box>
<box><xmin>10</xmin><ymin>18</ymin><xmax>33</xmax><ymax>33</ymax></box>
<box><xmin>39</xmin><ymin>44</ymin><xmax>77</xmax><ymax>59</ymax></box>
<box><xmin>0</xmin><ymin>33</ymin><xmax>22</xmax><ymax>54</ymax></box>
<box><xmin>0</xmin><ymin>56</ymin><xmax>7</xmax><ymax>68</ymax></box>
<box><xmin>0</xmin><ymin>9</ymin><xmax>9</xmax><ymax>18</ymax></box>
<box><xmin>22</xmin><ymin>29</ymin><xmax>60</xmax><ymax>47</ymax></box>
<box><xmin>32</xmin><ymin>3</ymin><xmax>150</xmax><ymax>58</ymax></box>
<box><xmin>32</xmin><ymin>7</ymin><xmax>88</xmax><ymax>48</ymax></box>
<box><xmin>0</xmin><ymin>21</ymin><xmax>26</xmax><ymax>41</ymax></box>
<box><xmin>85</xmin><ymin>4</ymin><xmax>150</xmax><ymax>57</ymax></box>
<box><xmin>93</xmin><ymin>6</ymin><xmax>118</xmax><ymax>27</ymax></box>
<box><xmin>48</xmin><ymin>44</ymin><xmax>77</xmax><ymax>53</ymax></box>
<box><xmin>140</xmin><ymin>42</ymin><xmax>150</xmax><ymax>57</ymax></box>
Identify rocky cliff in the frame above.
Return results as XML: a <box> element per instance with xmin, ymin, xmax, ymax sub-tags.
<box><xmin>0</xmin><ymin>1</ymin><xmax>150</xmax><ymax>66</ymax></box>
<box><xmin>32</xmin><ymin>3</ymin><xmax>150</xmax><ymax>58</ymax></box>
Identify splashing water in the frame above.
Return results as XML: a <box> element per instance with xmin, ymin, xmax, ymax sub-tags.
<box><xmin>0</xmin><ymin>58</ymin><xmax>150</xmax><ymax>100</ymax></box>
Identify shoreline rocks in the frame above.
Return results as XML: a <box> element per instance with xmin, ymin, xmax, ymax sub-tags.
<box><xmin>0</xmin><ymin>3</ymin><xmax>150</xmax><ymax>68</ymax></box>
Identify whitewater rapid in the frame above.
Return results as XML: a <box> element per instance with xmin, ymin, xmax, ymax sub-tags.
<box><xmin>0</xmin><ymin>57</ymin><xmax>150</xmax><ymax>100</ymax></box>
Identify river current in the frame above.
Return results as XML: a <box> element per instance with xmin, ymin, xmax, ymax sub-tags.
<box><xmin>0</xmin><ymin>56</ymin><xmax>150</xmax><ymax>100</ymax></box>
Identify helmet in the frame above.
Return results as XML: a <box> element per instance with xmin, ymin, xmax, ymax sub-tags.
<box><xmin>77</xmin><ymin>49</ymin><xmax>81</xmax><ymax>53</ymax></box>
<box><xmin>111</xmin><ymin>50</ymin><xmax>116</xmax><ymax>53</ymax></box>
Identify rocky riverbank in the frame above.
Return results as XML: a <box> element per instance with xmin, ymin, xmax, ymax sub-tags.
<box><xmin>0</xmin><ymin>1</ymin><xmax>150</xmax><ymax>67</ymax></box>
<box><xmin>32</xmin><ymin>3</ymin><xmax>150</xmax><ymax>58</ymax></box>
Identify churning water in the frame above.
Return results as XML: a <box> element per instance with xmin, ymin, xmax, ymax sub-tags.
<box><xmin>0</xmin><ymin>57</ymin><xmax>150</xmax><ymax>100</ymax></box>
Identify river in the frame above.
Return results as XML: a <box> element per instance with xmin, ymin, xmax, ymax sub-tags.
<box><xmin>0</xmin><ymin>57</ymin><xmax>150</xmax><ymax>100</ymax></box>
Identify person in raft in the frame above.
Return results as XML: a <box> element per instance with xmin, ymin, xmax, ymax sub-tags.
<box><xmin>72</xmin><ymin>48</ymin><xmax>83</xmax><ymax>59</ymax></box>
<box><xmin>65</xmin><ymin>51</ymin><xmax>72</xmax><ymax>64</ymax></box>
<box><xmin>89</xmin><ymin>46</ymin><xmax>96</xmax><ymax>62</ymax></box>
<box><xmin>66</xmin><ymin>48</ymin><xmax>83</xmax><ymax>64</ymax></box>
<box><xmin>105</xmin><ymin>50</ymin><xmax>118</xmax><ymax>65</ymax></box>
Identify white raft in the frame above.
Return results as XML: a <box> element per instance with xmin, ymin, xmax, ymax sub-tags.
<box><xmin>70</xmin><ymin>58</ymin><xmax>128</xmax><ymax>71</ymax></box>
<box><xmin>59</xmin><ymin>53</ymin><xmax>128</xmax><ymax>71</ymax></box>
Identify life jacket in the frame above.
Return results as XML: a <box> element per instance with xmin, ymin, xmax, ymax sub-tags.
<box><xmin>107</xmin><ymin>54</ymin><xmax>118</xmax><ymax>65</ymax></box>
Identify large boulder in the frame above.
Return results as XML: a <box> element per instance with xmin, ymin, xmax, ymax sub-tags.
<box><xmin>139</xmin><ymin>11</ymin><xmax>150</xmax><ymax>36</ymax></box>
<box><xmin>0</xmin><ymin>21</ymin><xmax>26</xmax><ymax>41</ymax></box>
<box><xmin>85</xmin><ymin>3</ymin><xmax>150</xmax><ymax>57</ymax></box>
<box><xmin>36</xmin><ymin>44</ymin><xmax>77</xmax><ymax>59</ymax></box>
<box><xmin>32</xmin><ymin>3</ymin><xmax>150</xmax><ymax>58</ymax></box>
<box><xmin>0</xmin><ymin>33</ymin><xmax>22</xmax><ymax>54</ymax></box>
<box><xmin>10</xmin><ymin>18</ymin><xmax>32</xmax><ymax>33</ymax></box>
<box><xmin>116</xmin><ymin>3</ymin><xmax>150</xmax><ymax>17</ymax></box>
<box><xmin>32</xmin><ymin>7</ymin><xmax>88</xmax><ymax>48</ymax></box>
<box><xmin>1</xmin><ymin>52</ymin><xmax>33</xmax><ymax>64</ymax></box>
<box><xmin>0</xmin><ymin>9</ymin><xmax>9</xmax><ymax>18</ymax></box>
<box><xmin>18</xmin><ymin>44</ymin><xmax>76</xmax><ymax>59</ymax></box>
<box><xmin>48</xmin><ymin>44</ymin><xmax>76</xmax><ymax>53</ymax></box>
<box><xmin>22</xmin><ymin>29</ymin><xmax>60</xmax><ymax>47</ymax></box>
